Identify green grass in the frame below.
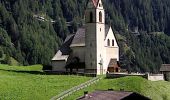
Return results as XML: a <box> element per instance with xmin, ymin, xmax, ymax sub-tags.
<box><xmin>66</xmin><ymin>76</ymin><xmax>170</xmax><ymax>100</ymax></box>
<box><xmin>0</xmin><ymin>64</ymin><xmax>43</xmax><ymax>71</ymax></box>
<box><xmin>0</xmin><ymin>64</ymin><xmax>91</xmax><ymax>100</ymax></box>
<box><xmin>1</xmin><ymin>64</ymin><xmax>170</xmax><ymax>100</ymax></box>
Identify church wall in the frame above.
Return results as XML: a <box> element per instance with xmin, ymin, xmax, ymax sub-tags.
<box><xmin>52</xmin><ymin>60</ymin><xmax>66</xmax><ymax>71</ymax></box>
<box><xmin>85</xmin><ymin>1</ymin><xmax>98</xmax><ymax>74</ymax></box>
<box><xmin>71</xmin><ymin>47</ymin><xmax>85</xmax><ymax>62</ymax></box>
<box><xmin>104</xmin><ymin>47</ymin><xmax>119</xmax><ymax>71</ymax></box>
<box><xmin>85</xmin><ymin>23</ymin><xmax>97</xmax><ymax>74</ymax></box>
<box><xmin>96</xmin><ymin>24</ymin><xmax>105</xmax><ymax>75</ymax></box>
<box><xmin>96</xmin><ymin>8</ymin><xmax>105</xmax><ymax>75</ymax></box>
<box><xmin>104</xmin><ymin>28</ymin><xmax>118</xmax><ymax>47</ymax></box>
<box><xmin>85</xmin><ymin>0</ymin><xmax>106</xmax><ymax>75</ymax></box>
<box><xmin>103</xmin><ymin>27</ymin><xmax>119</xmax><ymax>73</ymax></box>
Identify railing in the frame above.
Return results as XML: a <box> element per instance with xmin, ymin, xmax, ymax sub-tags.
<box><xmin>50</xmin><ymin>76</ymin><xmax>102</xmax><ymax>100</ymax></box>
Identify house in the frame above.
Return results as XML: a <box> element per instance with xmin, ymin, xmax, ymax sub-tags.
<box><xmin>160</xmin><ymin>64</ymin><xmax>170</xmax><ymax>81</ymax></box>
<box><xmin>77</xmin><ymin>90</ymin><xmax>150</xmax><ymax>100</ymax></box>
<box><xmin>51</xmin><ymin>0</ymin><xmax>119</xmax><ymax>75</ymax></box>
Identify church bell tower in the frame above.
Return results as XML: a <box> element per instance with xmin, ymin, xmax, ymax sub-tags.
<box><xmin>85</xmin><ymin>0</ymin><xmax>105</xmax><ymax>75</ymax></box>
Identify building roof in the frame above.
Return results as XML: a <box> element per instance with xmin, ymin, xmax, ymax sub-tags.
<box><xmin>78</xmin><ymin>90</ymin><xmax>150</xmax><ymax>100</ymax></box>
<box><xmin>52</xmin><ymin>34</ymin><xmax>74</xmax><ymax>61</ymax></box>
<box><xmin>52</xmin><ymin>25</ymin><xmax>111</xmax><ymax>60</ymax></box>
<box><xmin>70</xmin><ymin>25</ymin><xmax>110</xmax><ymax>47</ymax></box>
<box><xmin>91</xmin><ymin>0</ymin><xmax>99</xmax><ymax>7</ymax></box>
<box><xmin>52</xmin><ymin>25</ymin><xmax>110</xmax><ymax>61</ymax></box>
<box><xmin>108</xmin><ymin>59</ymin><xmax>119</xmax><ymax>68</ymax></box>
<box><xmin>70</xmin><ymin>28</ymin><xmax>85</xmax><ymax>47</ymax></box>
<box><xmin>160</xmin><ymin>64</ymin><xmax>170</xmax><ymax>72</ymax></box>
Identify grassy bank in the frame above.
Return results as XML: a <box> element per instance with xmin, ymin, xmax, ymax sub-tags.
<box><xmin>66</xmin><ymin>76</ymin><xmax>170</xmax><ymax>100</ymax></box>
<box><xmin>0</xmin><ymin>64</ymin><xmax>91</xmax><ymax>100</ymax></box>
<box><xmin>1</xmin><ymin>64</ymin><xmax>169</xmax><ymax>100</ymax></box>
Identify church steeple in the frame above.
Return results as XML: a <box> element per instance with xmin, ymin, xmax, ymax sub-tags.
<box><xmin>85</xmin><ymin>0</ymin><xmax>105</xmax><ymax>24</ymax></box>
<box><xmin>51</xmin><ymin>0</ymin><xmax>119</xmax><ymax>76</ymax></box>
<box><xmin>85</xmin><ymin>0</ymin><xmax>105</xmax><ymax>75</ymax></box>
<box><xmin>91</xmin><ymin>0</ymin><xmax>99</xmax><ymax>7</ymax></box>
<box><xmin>87</xmin><ymin>0</ymin><xmax>103</xmax><ymax>8</ymax></box>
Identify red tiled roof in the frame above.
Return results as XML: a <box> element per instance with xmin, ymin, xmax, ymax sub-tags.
<box><xmin>91</xmin><ymin>0</ymin><xmax>99</xmax><ymax>7</ymax></box>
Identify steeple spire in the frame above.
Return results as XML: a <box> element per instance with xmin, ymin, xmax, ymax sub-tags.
<box><xmin>91</xmin><ymin>0</ymin><xmax>99</xmax><ymax>7</ymax></box>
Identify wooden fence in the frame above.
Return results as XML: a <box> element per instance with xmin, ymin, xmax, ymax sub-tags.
<box><xmin>50</xmin><ymin>76</ymin><xmax>102</xmax><ymax>100</ymax></box>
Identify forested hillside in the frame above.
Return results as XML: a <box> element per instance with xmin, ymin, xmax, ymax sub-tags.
<box><xmin>0</xmin><ymin>0</ymin><xmax>170</xmax><ymax>73</ymax></box>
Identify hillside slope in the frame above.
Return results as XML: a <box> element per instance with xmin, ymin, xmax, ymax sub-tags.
<box><xmin>0</xmin><ymin>64</ymin><xmax>91</xmax><ymax>100</ymax></box>
<box><xmin>66</xmin><ymin>76</ymin><xmax>170</xmax><ymax>100</ymax></box>
<box><xmin>0</xmin><ymin>0</ymin><xmax>170</xmax><ymax>72</ymax></box>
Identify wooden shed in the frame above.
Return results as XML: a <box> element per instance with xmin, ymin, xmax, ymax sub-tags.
<box><xmin>107</xmin><ymin>59</ymin><xmax>120</xmax><ymax>73</ymax></box>
<box><xmin>160</xmin><ymin>64</ymin><xmax>170</xmax><ymax>81</ymax></box>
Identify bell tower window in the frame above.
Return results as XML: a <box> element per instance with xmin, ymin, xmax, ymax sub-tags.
<box><xmin>112</xmin><ymin>40</ymin><xmax>114</xmax><ymax>46</ymax></box>
<box><xmin>90</xmin><ymin>12</ymin><xmax>93</xmax><ymax>23</ymax></box>
<box><xmin>107</xmin><ymin>39</ymin><xmax>110</xmax><ymax>46</ymax></box>
<box><xmin>99</xmin><ymin>3</ymin><xmax>101</xmax><ymax>7</ymax></box>
<box><xmin>99</xmin><ymin>11</ymin><xmax>102</xmax><ymax>22</ymax></box>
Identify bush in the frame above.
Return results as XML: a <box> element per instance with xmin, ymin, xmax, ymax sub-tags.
<box><xmin>2</xmin><ymin>54</ymin><xmax>11</xmax><ymax>64</ymax></box>
<box><xmin>43</xmin><ymin>64</ymin><xmax>52</xmax><ymax>70</ymax></box>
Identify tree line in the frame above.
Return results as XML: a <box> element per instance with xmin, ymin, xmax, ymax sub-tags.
<box><xmin>0</xmin><ymin>0</ymin><xmax>170</xmax><ymax>73</ymax></box>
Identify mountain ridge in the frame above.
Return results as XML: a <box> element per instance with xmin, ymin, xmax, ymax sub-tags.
<box><xmin>0</xmin><ymin>0</ymin><xmax>170</xmax><ymax>73</ymax></box>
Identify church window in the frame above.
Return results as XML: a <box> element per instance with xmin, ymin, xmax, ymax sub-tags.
<box><xmin>99</xmin><ymin>11</ymin><xmax>102</xmax><ymax>22</ymax></box>
<box><xmin>107</xmin><ymin>39</ymin><xmax>110</xmax><ymax>46</ymax></box>
<box><xmin>90</xmin><ymin>12</ymin><xmax>93</xmax><ymax>23</ymax></box>
<box><xmin>99</xmin><ymin>3</ymin><xmax>101</xmax><ymax>7</ymax></box>
<box><xmin>100</xmin><ymin>28</ymin><xmax>101</xmax><ymax>32</ymax></box>
<box><xmin>112</xmin><ymin>40</ymin><xmax>114</xmax><ymax>46</ymax></box>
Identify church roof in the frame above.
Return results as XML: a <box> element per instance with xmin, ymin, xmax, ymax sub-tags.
<box><xmin>70</xmin><ymin>25</ymin><xmax>110</xmax><ymax>47</ymax></box>
<box><xmin>91</xmin><ymin>0</ymin><xmax>99</xmax><ymax>7</ymax></box>
<box><xmin>70</xmin><ymin>28</ymin><xmax>85</xmax><ymax>47</ymax></box>
<box><xmin>52</xmin><ymin>34</ymin><xmax>74</xmax><ymax>61</ymax></box>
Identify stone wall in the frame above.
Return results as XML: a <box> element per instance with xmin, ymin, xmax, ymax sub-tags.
<box><xmin>52</xmin><ymin>60</ymin><xmax>66</xmax><ymax>71</ymax></box>
<box><xmin>106</xmin><ymin>73</ymin><xmax>164</xmax><ymax>81</ymax></box>
<box><xmin>106</xmin><ymin>73</ymin><xmax>146</xmax><ymax>78</ymax></box>
<box><xmin>146</xmin><ymin>74</ymin><xmax>164</xmax><ymax>81</ymax></box>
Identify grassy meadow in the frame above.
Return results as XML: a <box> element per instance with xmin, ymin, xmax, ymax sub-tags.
<box><xmin>0</xmin><ymin>64</ymin><xmax>91</xmax><ymax>100</ymax></box>
<box><xmin>66</xmin><ymin>76</ymin><xmax>170</xmax><ymax>100</ymax></box>
<box><xmin>1</xmin><ymin>64</ymin><xmax>170</xmax><ymax>100</ymax></box>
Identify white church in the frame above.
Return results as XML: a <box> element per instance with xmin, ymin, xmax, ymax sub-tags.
<box><xmin>51</xmin><ymin>0</ymin><xmax>120</xmax><ymax>75</ymax></box>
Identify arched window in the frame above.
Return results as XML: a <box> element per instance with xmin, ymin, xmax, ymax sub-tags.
<box><xmin>107</xmin><ymin>39</ymin><xmax>110</xmax><ymax>46</ymax></box>
<box><xmin>112</xmin><ymin>40</ymin><xmax>114</xmax><ymax>46</ymax></box>
<box><xmin>90</xmin><ymin>12</ymin><xmax>93</xmax><ymax>23</ymax></box>
<box><xmin>99</xmin><ymin>11</ymin><xmax>102</xmax><ymax>22</ymax></box>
